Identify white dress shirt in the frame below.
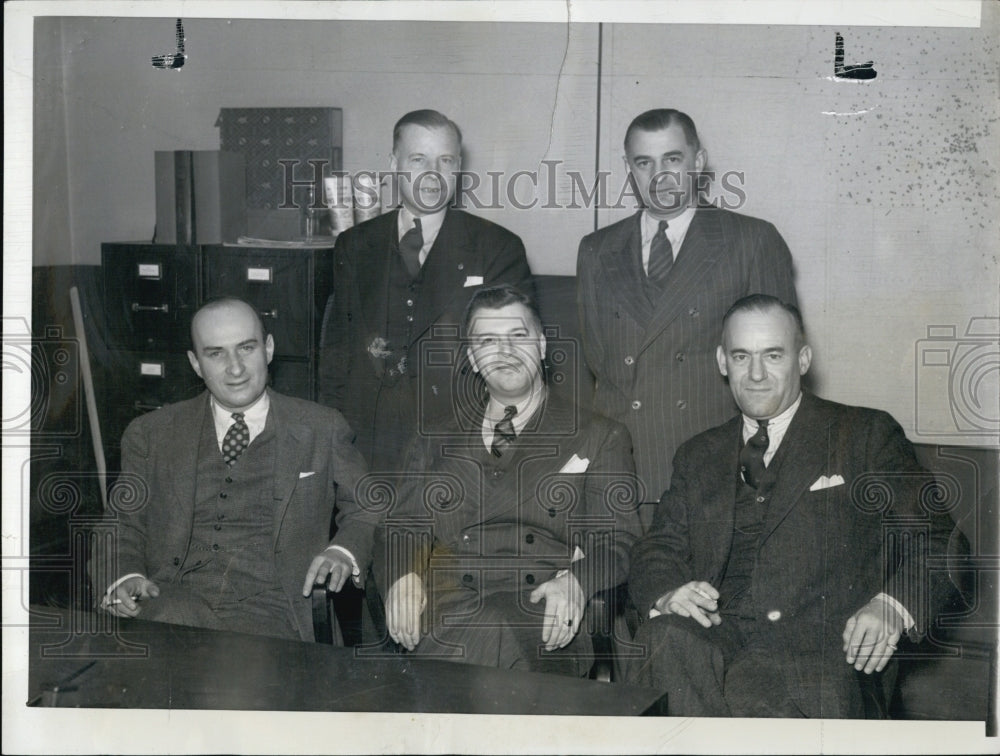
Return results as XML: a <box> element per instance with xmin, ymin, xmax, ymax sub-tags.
<box><xmin>640</xmin><ymin>206</ymin><xmax>696</xmax><ymax>275</ymax></box>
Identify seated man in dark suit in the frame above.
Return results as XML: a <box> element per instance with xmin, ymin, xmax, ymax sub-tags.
<box><xmin>93</xmin><ymin>297</ymin><xmax>378</xmax><ymax>641</ymax></box>
<box><xmin>375</xmin><ymin>284</ymin><xmax>642</xmax><ymax>675</ymax></box>
<box><xmin>626</xmin><ymin>294</ymin><xmax>962</xmax><ymax>717</ymax></box>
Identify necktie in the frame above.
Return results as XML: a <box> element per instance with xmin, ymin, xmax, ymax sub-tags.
<box><xmin>490</xmin><ymin>405</ymin><xmax>518</xmax><ymax>457</ymax></box>
<box><xmin>222</xmin><ymin>412</ymin><xmax>249</xmax><ymax>467</ymax></box>
<box><xmin>399</xmin><ymin>217</ymin><xmax>424</xmax><ymax>278</ymax></box>
<box><xmin>739</xmin><ymin>419</ymin><xmax>769</xmax><ymax>488</ymax></box>
<box><xmin>647</xmin><ymin>220</ymin><xmax>674</xmax><ymax>285</ymax></box>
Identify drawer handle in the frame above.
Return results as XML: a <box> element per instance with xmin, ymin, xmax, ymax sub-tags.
<box><xmin>133</xmin><ymin>401</ymin><xmax>163</xmax><ymax>412</ymax></box>
<box><xmin>131</xmin><ymin>302</ymin><xmax>170</xmax><ymax>313</ymax></box>
<box><xmin>260</xmin><ymin>309</ymin><xmax>278</xmax><ymax>319</ymax></box>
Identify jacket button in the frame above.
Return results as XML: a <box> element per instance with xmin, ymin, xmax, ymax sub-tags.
<box><xmin>689</xmin><ymin>307</ymin><xmax>699</xmax><ymax>317</ymax></box>
<box><xmin>462</xmin><ymin>534</ymin><xmax>470</xmax><ymax>542</ymax></box>
<box><xmin>525</xmin><ymin>534</ymin><xmax>534</xmax><ymax>544</ymax></box>
<box><xmin>525</xmin><ymin>574</ymin><xmax>535</xmax><ymax>585</ymax></box>
<box><xmin>212</xmin><ymin>544</ymin><xmax>220</xmax><ymax>552</ymax></box>
<box><xmin>676</xmin><ymin>400</ymin><xmax>687</xmax><ymax>410</ymax></box>
<box><xmin>624</xmin><ymin>355</ymin><xmax>634</xmax><ymax>366</ymax></box>
<box><xmin>675</xmin><ymin>352</ymin><xmax>685</xmax><ymax>362</ymax></box>
<box><xmin>214</xmin><ymin>523</ymin><xmax>222</xmax><ymax>531</ymax></box>
<box><xmin>767</xmin><ymin>610</ymin><xmax>781</xmax><ymax>622</ymax></box>
<box><xmin>219</xmin><ymin>492</ymin><xmax>228</xmax><ymax>499</ymax></box>
<box><xmin>406</xmin><ymin>299</ymin><xmax>414</xmax><ymax>307</ymax></box>
<box><xmin>463</xmin><ymin>574</ymin><xmax>473</xmax><ymax>583</ymax></box>
<box><xmin>173</xmin><ymin>557</ymin><xmax>180</xmax><ymax>566</ymax></box>
<box><xmin>217</xmin><ymin>513</ymin><xmax>225</xmax><ymax>520</ymax></box>
<box><xmin>225</xmin><ymin>477</ymin><xmax>233</xmax><ymax>484</ymax></box>
<box><xmin>492</xmin><ymin>470</ymin><xmax>503</xmax><ymax>479</ymax></box>
<box><xmin>631</xmin><ymin>400</ymin><xmax>642</xmax><ymax>410</ymax></box>
<box><xmin>757</xmin><ymin>496</ymin><xmax>766</xmax><ymax>504</ymax></box>
<box><xmin>406</xmin><ymin>314</ymin><xmax>414</xmax><ymax>322</ymax></box>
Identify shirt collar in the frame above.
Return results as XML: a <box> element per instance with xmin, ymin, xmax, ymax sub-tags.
<box><xmin>481</xmin><ymin>385</ymin><xmax>547</xmax><ymax>447</ymax></box>
<box><xmin>398</xmin><ymin>205</ymin><xmax>447</xmax><ymax>245</ymax></box>
<box><xmin>741</xmin><ymin>392</ymin><xmax>802</xmax><ymax>460</ymax></box>
<box><xmin>641</xmin><ymin>206</ymin><xmax>696</xmax><ymax>245</ymax></box>
<box><xmin>210</xmin><ymin>390</ymin><xmax>270</xmax><ymax>445</ymax></box>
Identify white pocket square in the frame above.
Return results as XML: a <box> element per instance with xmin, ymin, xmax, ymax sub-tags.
<box><xmin>809</xmin><ymin>474</ymin><xmax>845</xmax><ymax>491</ymax></box>
<box><xmin>559</xmin><ymin>454</ymin><xmax>590</xmax><ymax>474</ymax></box>
<box><xmin>299</xmin><ymin>471</ymin><xmax>316</xmax><ymax>479</ymax></box>
<box><xmin>463</xmin><ymin>275</ymin><xmax>484</xmax><ymax>287</ymax></box>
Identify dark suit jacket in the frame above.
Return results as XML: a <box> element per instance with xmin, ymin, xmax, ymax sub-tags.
<box><xmin>629</xmin><ymin>392</ymin><xmax>960</xmax><ymax>717</ymax></box>
<box><xmin>97</xmin><ymin>390</ymin><xmax>376</xmax><ymax>642</ymax></box>
<box><xmin>577</xmin><ymin>207</ymin><xmax>797</xmax><ymax>503</ymax></box>
<box><xmin>375</xmin><ymin>394</ymin><xmax>642</xmax><ymax>615</ymax></box>
<box><xmin>319</xmin><ymin>208</ymin><xmax>532</xmax><ymax>471</ymax></box>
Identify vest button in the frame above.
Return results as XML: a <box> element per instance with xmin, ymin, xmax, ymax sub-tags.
<box><xmin>406</xmin><ymin>315</ymin><xmax>414</xmax><ymax>322</ymax></box>
<box><xmin>756</xmin><ymin>496</ymin><xmax>765</xmax><ymax>503</ymax></box>
<box><xmin>525</xmin><ymin>574</ymin><xmax>535</xmax><ymax>585</ymax></box>
<box><xmin>219</xmin><ymin>492</ymin><xmax>228</xmax><ymax>499</ymax></box>
<box><xmin>631</xmin><ymin>400</ymin><xmax>642</xmax><ymax>410</ymax></box>
<box><xmin>217</xmin><ymin>513</ymin><xmax>225</xmax><ymax>520</ymax></box>
<box><xmin>173</xmin><ymin>557</ymin><xmax>180</xmax><ymax>565</ymax></box>
<box><xmin>225</xmin><ymin>477</ymin><xmax>233</xmax><ymax>484</ymax></box>
<box><xmin>462</xmin><ymin>534</ymin><xmax>470</xmax><ymax>542</ymax></box>
<box><xmin>212</xmin><ymin>544</ymin><xmax>220</xmax><ymax>552</ymax></box>
<box><xmin>525</xmin><ymin>534</ymin><xmax>534</xmax><ymax>544</ymax></box>
<box><xmin>767</xmin><ymin>610</ymin><xmax>782</xmax><ymax>622</ymax></box>
<box><xmin>548</xmin><ymin>508</ymin><xmax>557</xmax><ymax>518</ymax></box>
<box><xmin>463</xmin><ymin>574</ymin><xmax>473</xmax><ymax>583</ymax></box>
<box><xmin>492</xmin><ymin>470</ymin><xmax>503</xmax><ymax>478</ymax></box>
<box><xmin>214</xmin><ymin>523</ymin><xmax>222</xmax><ymax>531</ymax></box>
<box><xmin>624</xmin><ymin>355</ymin><xmax>635</xmax><ymax>366</ymax></box>
<box><xmin>406</xmin><ymin>299</ymin><xmax>414</xmax><ymax>307</ymax></box>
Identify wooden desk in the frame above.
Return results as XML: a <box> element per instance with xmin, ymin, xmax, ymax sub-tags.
<box><xmin>27</xmin><ymin>607</ymin><xmax>667</xmax><ymax>715</ymax></box>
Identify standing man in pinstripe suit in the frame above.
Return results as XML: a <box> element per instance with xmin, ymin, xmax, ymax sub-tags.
<box><xmin>577</xmin><ymin>109</ymin><xmax>797</xmax><ymax>516</ymax></box>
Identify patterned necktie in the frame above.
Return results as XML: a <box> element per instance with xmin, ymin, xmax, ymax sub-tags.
<box><xmin>739</xmin><ymin>419</ymin><xmax>769</xmax><ymax>488</ymax></box>
<box><xmin>646</xmin><ymin>220</ymin><xmax>674</xmax><ymax>286</ymax></box>
<box><xmin>222</xmin><ymin>412</ymin><xmax>249</xmax><ymax>467</ymax></box>
<box><xmin>399</xmin><ymin>217</ymin><xmax>424</xmax><ymax>278</ymax></box>
<box><xmin>490</xmin><ymin>405</ymin><xmax>518</xmax><ymax>457</ymax></box>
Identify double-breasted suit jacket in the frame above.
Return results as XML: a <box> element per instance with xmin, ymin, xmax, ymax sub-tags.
<box><xmin>375</xmin><ymin>395</ymin><xmax>642</xmax><ymax>655</ymax></box>
<box><xmin>577</xmin><ymin>206</ymin><xmax>797</xmax><ymax>504</ymax></box>
<box><xmin>318</xmin><ymin>208</ymin><xmax>532</xmax><ymax>472</ymax></box>
<box><xmin>629</xmin><ymin>392</ymin><xmax>961</xmax><ymax>717</ymax></box>
<box><xmin>98</xmin><ymin>390</ymin><xmax>377</xmax><ymax>642</ymax></box>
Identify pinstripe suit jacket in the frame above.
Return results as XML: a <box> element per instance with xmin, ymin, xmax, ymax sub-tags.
<box><xmin>577</xmin><ymin>207</ymin><xmax>797</xmax><ymax>505</ymax></box>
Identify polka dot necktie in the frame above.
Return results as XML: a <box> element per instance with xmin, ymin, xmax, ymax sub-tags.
<box><xmin>490</xmin><ymin>405</ymin><xmax>518</xmax><ymax>457</ymax></box>
<box><xmin>739</xmin><ymin>419</ymin><xmax>769</xmax><ymax>488</ymax></box>
<box><xmin>222</xmin><ymin>412</ymin><xmax>249</xmax><ymax>466</ymax></box>
<box><xmin>647</xmin><ymin>220</ymin><xmax>674</xmax><ymax>286</ymax></box>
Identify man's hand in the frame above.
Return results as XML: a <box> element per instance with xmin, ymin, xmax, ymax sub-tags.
<box><xmin>386</xmin><ymin>572</ymin><xmax>426</xmax><ymax>651</ymax></box>
<box><xmin>302</xmin><ymin>549</ymin><xmax>355</xmax><ymax>596</ymax></box>
<box><xmin>529</xmin><ymin>571</ymin><xmax>585</xmax><ymax>651</ymax></box>
<box><xmin>653</xmin><ymin>580</ymin><xmax>721</xmax><ymax>629</ymax></box>
<box><xmin>843</xmin><ymin>596</ymin><xmax>904</xmax><ymax>674</ymax></box>
<box><xmin>101</xmin><ymin>576</ymin><xmax>159</xmax><ymax>618</ymax></box>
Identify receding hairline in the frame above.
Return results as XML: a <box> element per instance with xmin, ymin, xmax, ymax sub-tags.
<box><xmin>190</xmin><ymin>297</ymin><xmax>266</xmax><ymax>349</ymax></box>
<box><xmin>720</xmin><ymin>302</ymin><xmax>806</xmax><ymax>351</ymax></box>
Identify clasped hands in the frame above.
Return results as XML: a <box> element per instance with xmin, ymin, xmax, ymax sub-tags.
<box><xmin>386</xmin><ymin>570</ymin><xmax>586</xmax><ymax>652</ymax></box>
<box><xmin>655</xmin><ymin>581</ymin><xmax>905</xmax><ymax>674</ymax></box>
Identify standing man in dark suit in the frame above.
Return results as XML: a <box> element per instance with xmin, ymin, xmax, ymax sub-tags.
<box><xmin>319</xmin><ymin>109</ymin><xmax>533</xmax><ymax>474</ymax></box>
<box><xmin>577</xmin><ymin>109</ymin><xmax>798</xmax><ymax>511</ymax></box>
<box><xmin>94</xmin><ymin>297</ymin><xmax>377</xmax><ymax>642</ymax></box>
<box><xmin>376</xmin><ymin>285</ymin><xmax>641</xmax><ymax>675</ymax></box>
<box><xmin>626</xmin><ymin>295</ymin><xmax>960</xmax><ymax>717</ymax></box>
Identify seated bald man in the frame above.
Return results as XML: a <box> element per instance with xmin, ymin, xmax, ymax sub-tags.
<box><xmin>92</xmin><ymin>296</ymin><xmax>378</xmax><ymax>641</ymax></box>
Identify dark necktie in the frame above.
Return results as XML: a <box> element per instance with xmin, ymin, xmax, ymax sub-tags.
<box><xmin>490</xmin><ymin>405</ymin><xmax>518</xmax><ymax>457</ymax></box>
<box><xmin>399</xmin><ymin>217</ymin><xmax>423</xmax><ymax>278</ymax></box>
<box><xmin>222</xmin><ymin>412</ymin><xmax>249</xmax><ymax>467</ymax></box>
<box><xmin>647</xmin><ymin>220</ymin><xmax>673</xmax><ymax>285</ymax></box>
<box><xmin>739</xmin><ymin>419</ymin><xmax>769</xmax><ymax>488</ymax></box>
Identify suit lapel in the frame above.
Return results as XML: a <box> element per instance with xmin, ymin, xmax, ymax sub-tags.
<box><xmin>356</xmin><ymin>210</ymin><xmax>398</xmax><ymax>335</ymax></box>
<box><xmin>268</xmin><ymin>392</ymin><xmax>312</xmax><ymax>548</ymax></box>
<box><xmin>704</xmin><ymin>419</ymin><xmax>741</xmax><ymax>578</ymax></box>
<box><xmin>409</xmin><ymin>208</ymin><xmax>470</xmax><ymax>344</ymax></box>
<box><xmin>166</xmin><ymin>393</ymin><xmax>211</xmax><ymax>531</ymax></box>
<box><xmin>760</xmin><ymin>393</ymin><xmax>833</xmax><ymax>545</ymax></box>
<box><xmin>639</xmin><ymin>207</ymin><xmax>724</xmax><ymax>354</ymax></box>
<box><xmin>598</xmin><ymin>212</ymin><xmax>651</xmax><ymax>328</ymax></box>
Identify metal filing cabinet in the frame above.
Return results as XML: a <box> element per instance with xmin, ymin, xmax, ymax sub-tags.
<box><xmin>101</xmin><ymin>242</ymin><xmax>334</xmax><ymax>470</ymax></box>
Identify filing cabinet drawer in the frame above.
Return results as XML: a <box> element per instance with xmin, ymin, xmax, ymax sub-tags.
<box><xmin>102</xmin><ymin>243</ymin><xmax>200</xmax><ymax>351</ymax></box>
<box><xmin>202</xmin><ymin>247</ymin><xmax>314</xmax><ymax>358</ymax></box>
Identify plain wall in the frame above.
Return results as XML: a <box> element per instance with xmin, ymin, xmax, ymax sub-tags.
<box><xmin>31</xmin><ymin>12</ymin><xmax>1000</xmax><ymax>445</ymax></box>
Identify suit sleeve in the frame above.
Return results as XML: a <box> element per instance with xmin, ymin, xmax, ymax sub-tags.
<box><xmin>860</xmin><ymin>412</ymin><xmax>962</xmax><ymax>638</ymax></box>
<box><xmin>628</xmin><ymin>443</ymin><xmax>698</xmax><ymax>615</ymax></box>
<box><xmin>326</xmin><ymin>409</ymin><xmax>379</xmax><ymax>582</ymax></box>
<box><xmin>88</xmin><ymin>417</ymin><xmax>153</xmax><ymax>599</ymax></box>
<box><xmin>746</xmin><ymin>219</ymin><xmax>798</xmax><ymax>306</ymax></box>
<box><xmin>372</xmin><ymin>433</ymin><xmax>435</xmax><ymax>595</ymax></box>
<box><xmin>317</xmin><ymin>233</ymin><xmax>353</xmax><ymax>410</ymax></box>
<box><xmin>482</xmin><ymin>226</ymin><xmax>533</xmax><ymax>297</ymax></box>
<box><xmin>569</xmin><ymin>420</ymin><xmax>642</xmax><ymax>598</ymax></box>
<box><xmin>575</xmin><ymin>235</ymin><xmax>603</xmax><ymax>398</ymax></box>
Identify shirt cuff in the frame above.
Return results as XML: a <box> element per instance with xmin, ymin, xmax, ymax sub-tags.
<box><xmin>648</xmin><ymin>606</ymin><xmax>663</xmax><ymax>619</ymax></box>
<box><xmin>102</xmin><ymin>573</ymin><xmax>146</xmax><ymax>606</ymax></box>
<box><xmin>875</xmin><ymin>591</ymin><xmax>915</xmax><ymax>631</ymax></box>
<box><xmin>325</xmin><ymin>545</ymin><xmax>360</xmax><ymax>577</ymax></box>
